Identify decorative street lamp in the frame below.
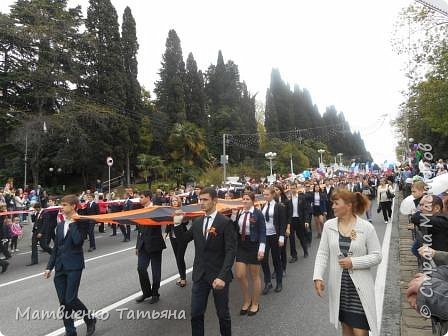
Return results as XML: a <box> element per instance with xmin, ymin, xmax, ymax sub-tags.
<box><xmin>264</xmin><ymin>152</ymin><xmax>277</xmax><ymax>176</ymax></box>
<box><xmin>318</xmin><ymin>149</ymin><xmax>325</xmax><ymax>167</ymax></box>
<box><xmin>337</xmin><ymin>153</ymin><xmax>343</xmax><ymax>166</ymax></box>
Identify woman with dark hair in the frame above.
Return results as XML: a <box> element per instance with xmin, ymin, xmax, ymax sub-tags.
<box><xmin>313</xmin><ymin>189</ymin><xmax>382</xmax><ymax>336</ymax></box>
<box><xmin>232</xmin><ymin>192</ymin><xmax>266</xmax><ymax>316</ymax></box>
<box><xmin>274</xmin><ymin>184</ymin><xmax>289</xmax><ymax>276</ymax></box>
<box><xmin>166</xmin><ymin>195</ymin><xmax>188</xmax><ymax>287</ymax></box>
<box><xmin>312</xmin><ymin>184</ymin><xmax>327</xmax><ymax>238</ymax></box>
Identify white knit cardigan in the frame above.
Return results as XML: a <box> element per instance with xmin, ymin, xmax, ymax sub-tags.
<box><xmin>313</xmin><ymin>216</ymin><xmax>382</xmax><ymax>336</ymax></box>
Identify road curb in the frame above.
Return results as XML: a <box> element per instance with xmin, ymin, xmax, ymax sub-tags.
<box><xmin>398</xmin><ymin>195</ymin><xmax>432</xmax><ymax>336</ymax></box>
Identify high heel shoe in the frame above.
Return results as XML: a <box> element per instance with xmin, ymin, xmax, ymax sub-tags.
<box><xmin>247</xmin><ymin>304</ymin><xmax>260</xmax><ymax>316</ymax></box>
<box><xmin>240</xmin><ymin>302</ymin><xmax>251</xmax><ymax>315</ymax></box>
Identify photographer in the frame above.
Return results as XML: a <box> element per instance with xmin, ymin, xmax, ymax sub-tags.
<box><xmin>407</xmin><ymin>266</ymin><xmax>448</xmax><ymax>335</ymax></box>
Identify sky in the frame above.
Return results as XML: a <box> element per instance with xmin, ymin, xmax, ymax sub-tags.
<box><xmin>1</xmin><ymin>0</ymin><xmax>415</xmax><ymax>164</ymax></box>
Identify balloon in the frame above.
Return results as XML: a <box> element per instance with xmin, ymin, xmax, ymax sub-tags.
<box><xmin>400</xmin><ymin>195</ymin><xmax>416</xmax><ymax>215</ymax></box>
<box><xmin>425</xmin><ymin>173</ymin><xmax>448</xmax><ymax>195</ymax></box>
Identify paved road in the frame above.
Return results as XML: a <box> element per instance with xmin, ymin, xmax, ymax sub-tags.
<box><xmin>0</xmin><ymin>203</ymin><xmax>395</xmax><ymax>336</ymax></box>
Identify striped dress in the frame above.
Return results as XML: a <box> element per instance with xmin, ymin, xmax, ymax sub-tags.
<box><xmin>338</xmin><ymin>233</ymin><xmax>370</xmax><ymax>330</ymax></box>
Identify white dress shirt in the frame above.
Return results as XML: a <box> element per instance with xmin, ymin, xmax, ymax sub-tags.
<box><xmin>63</xmin><ymin>216</ymin><xmax>74</xmax><ymax>237</ymax></box>
<box><xmin>291</xmin><ymin>195</ymin><xmax>299</xmax><ymax>218</ymax></box>
<box><xmin>203</xmin><ymin>210</ymin><xmax>218</xmax><ymax>239</ymax></box>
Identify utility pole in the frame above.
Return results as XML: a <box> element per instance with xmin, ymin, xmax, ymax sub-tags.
<box><xmin>24</xmin><ymin>133</ymin><xmax>28</xmax><ymax>189</ymax></box>
<box><xmin>222</xmin><ymin>133</ymin><xmax>227</xmax><ymax>184</ymax></box>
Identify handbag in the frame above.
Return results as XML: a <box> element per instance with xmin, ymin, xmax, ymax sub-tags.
<box><xmin>386</xmin><ymin>188</ymin><xmax>395</xmax><ymax>199</ymax></box>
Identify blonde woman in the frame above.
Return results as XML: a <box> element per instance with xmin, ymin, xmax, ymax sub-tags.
<box><xmin>313</xmin><ymin>189</ymin><xmax>382</xmax><ymax>336</ymax></box>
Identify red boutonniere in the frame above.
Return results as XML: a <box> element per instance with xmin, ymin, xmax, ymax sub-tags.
<box><xmin>208</xmin><ymin>227</ymin><xmax>218</xmax><ymax>237</ymax></box>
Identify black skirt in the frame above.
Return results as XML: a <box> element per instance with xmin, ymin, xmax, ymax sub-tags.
<box><xmin>236</xmin><ymin>239</ymin><xmax>260</xmax><ymax>265</ymax></box>
<box><xmin>312</xmin><ymin>205</ymin><xmax>323</xmax><ymax>216</ymax></box>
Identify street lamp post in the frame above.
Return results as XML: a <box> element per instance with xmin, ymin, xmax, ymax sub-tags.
<box><xmin>318</xmin><ymin>149</ymin><xmax>325</xmax><ymax>167</ymax></box>
<box><xmin>337</xmin><ymin>153</ymin><xmax>343</xmax><ymax>166</ymax></box>
<box><xmin>265</xmin><ymin>152</ymin><xmax>277</xmax><ymax>177</ymax></box>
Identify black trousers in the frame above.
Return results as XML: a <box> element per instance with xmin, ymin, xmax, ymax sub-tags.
<box><xmin>87</xmin><ymin>222</ymin><xmax>96</xmax><ymax>248</ymax></box>
<box><xmin>289</xmin><ymin>217</ymin><xmax>308</xmax><ymax>257</ymax></box>
<box><xmin>0</xmin><ymin>241</ymin><xmax>11</xmax><ymax>259</ymax></box>
<box><xmin>137</xmin><ymin>249</ymin><xmax>162</xmax><ymax>297</ymax></box>
<box><xmin>98</xmin><ymin>223</ymin><xmax>105</xmax><ymax>233</ymax></box>
<box><xmin>120</xmin><ymin>224</ymin><xmax>131</xmax><ymax>240</ymax></box>
<box><xmin>280</xmin><ymin>238</ymin><xmax>287</xmax><ymax>271</ymax></box>
<box><xmin>54</xmin><ymin>269</ymin><xmax>93</xmax><ymax>335</ymax></box>
<box><xmin>31</xmin><ymin>233</ymin><xmax>53</xmax><ymax>264</ymax></box>
<box><xmin>262</xmin><ymin>234</ymin><xmax>283</xmax><ymax>285</ymax></box>
<box><xmin>111</xmin><ymin>224</ymin><xmax>117</xmax><ymax>235</ymax></box>
<box><xmin>191</xmin><ymin>278</ymin><xmax>231</xmax><ymax>336</ymax></box>
<box><xmin>170</xmin><ymin>237</ymin><xmax>187</xmax><ymax>280</ymax></box>
<box><xmin>380</xmin><ymin>201</ymin><xmax>392</xmax><ymax>221</ymax></box>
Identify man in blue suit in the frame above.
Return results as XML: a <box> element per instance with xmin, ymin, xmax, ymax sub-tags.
<box><xmin>44</xmin><ymin>195</ymin><xmax>96</xmax><ymax>336</ymax></box>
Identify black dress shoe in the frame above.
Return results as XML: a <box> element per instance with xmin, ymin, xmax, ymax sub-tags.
<box><xmin>1</xmin><ymin>261</ymin><xmax>9</xmax><ymax>273</ymax></box>
<box><xmin>274</xmin><ymin>283</ymin><xmax>283</xmax><ymax>292</ymax></box>
<box><xmin>149</xmin><ymin>295</ymin><xmax>160</xmax><ymax>304</ymax></box>
<box><xmin>135</xmin><ymin>295</ymin><xmax>150</xmax><ymax>303</ymax></box>
<box><xmin>86</xmin><ymin>317</ymin><xmax>96</xmax><ymax>336</ymax></box>
<box><xmin>239</xmin><ymin>302</ymin><xmax>251</xmax><ymax>315</ymax></box>
<box><xmin>87</xmin><ymin>248</ymin><xmax>96</xmax><ymax>252</ymax></box>
<box><xmin>247</xmin><ymin>304</ymin><xmax>260</xmax><ymax>316</ymax></box>
<box><xmin>289</xmin><ymin>256</ymin><xmax>298</xmax><ymax>263</ymax></box>
<box><xmin>26</xmin><ymin>262</ymin><xmax>38</xmax><ymax>266</ymax></box>
<box><xmin>262</xmin><ymin>283</ymin><xmax>272</xmax><ymax>295</ymax></box>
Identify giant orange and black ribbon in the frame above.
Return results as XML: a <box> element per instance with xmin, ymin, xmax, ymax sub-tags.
<box><xmin>74</xmin><ymin>197</ymin><xmax>266</xmax><ymax>226</ymax></box>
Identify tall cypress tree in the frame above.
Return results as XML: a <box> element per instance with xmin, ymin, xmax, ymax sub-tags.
<box><xmin>265</xmin><ymin>88</ymin><xmax>279</xmax><ymax>134</ymax></box>
<box><xmin>154</xmin><ymin>29</ymin><xmax>186</xmax><ymax>125</ymax></box>
<box><xmin>85</xmin><ymin>0</ymin><xmax>125</xmax><ymax>110</ymax></box>
<box><xmin>185</xmin><ymin>52</ymin><xmax>206</xmax><ymax>128</ymax></box>
<box><xmin>121</xmin><ymin>6</ymin><xmax>141</xmax><ymax>115</ymax></box>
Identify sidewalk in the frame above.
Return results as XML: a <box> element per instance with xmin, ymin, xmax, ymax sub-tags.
<box><xmin>398</xmin><ymin>197</ymin><xmax>433</xmax><ymax>336</ymax></box>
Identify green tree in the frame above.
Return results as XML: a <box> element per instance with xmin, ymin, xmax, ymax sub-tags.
<box><xmin>154</xmin><ymin>29</ymin><xmax>186</xmax><ymax>125</ymax></box>
<box><xmin>185</xmin><ymin>52</ymin><xmax>206</xmax><ymax>127</ymax></box>
<box><xmin>85</xmin><ymin>0</ymin><xmax>125</xmax><ymax>110</ymax></box>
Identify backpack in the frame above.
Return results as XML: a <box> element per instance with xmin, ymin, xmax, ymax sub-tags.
<box><xmin>10</xmin><ymin>223</ymin><xmax>23</xmax><ymax>237</ymax></box>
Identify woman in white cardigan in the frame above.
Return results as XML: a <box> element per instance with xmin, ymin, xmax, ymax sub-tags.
<box><xmin>313</xmin><ymin>189</ymin><xmax>382</xmax><ymax>336</ymax></box>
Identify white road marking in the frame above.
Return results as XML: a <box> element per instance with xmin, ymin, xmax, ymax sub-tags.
<box><xmin>0</xmin><ymin>247</ymin><xmax>135</xmax><ymax>289</ymax></box>
<box><xmin>375</xmin><ymin>192</ymin><xmax>395</xmax><ymax>333</ymax></box>
<box><xmin>44</xmin><ymin>267</ymin><xmax>194</xmax><ymax>336</ymax></box>
<box><xmin>14</xmin><ymin>234</ymin><xmax>109</xmax><ymax>255</ymax></box>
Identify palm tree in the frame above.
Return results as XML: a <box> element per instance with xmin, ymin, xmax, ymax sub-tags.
<box><xmin>136</xmin><ymin>154</ymin><xmax>165</xmax><ymax>183</ymax></box>
<box><xmin>168</xmin><ymin>122</ymin><xmax>210</xmax><ymax>167</ymax></box>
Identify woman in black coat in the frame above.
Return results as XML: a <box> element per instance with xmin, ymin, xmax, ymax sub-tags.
<box><xmin>165</xmin><ymin>195</ymin><xmax>189</xmax><ymax>287</ymax></box>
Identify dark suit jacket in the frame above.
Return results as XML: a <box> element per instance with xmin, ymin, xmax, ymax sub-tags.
<box><xmin>288</xmin><ymin>193</ymin><xmax>312</xmax><ymax>224</ymax></box>
<box><xmin>136</xmin><ymin>225</ymin><xmax>166</xmax><ymax>254</ymax></box>
<box><xmin>174</xmin><ymin>212</ymin><xmax>237</xmax><ymax>283</ymax></box>
<box><xmin>260</xmin><ymin>201</ymin><xmax>287</xmax><ymax>237</ymax></box>
<box><xmin>234</xmin><ymin>208</ymin><xmax>266</xmax><ymax>243</ymax></box>
<box><xmin>46</xmin><ymin>220</ymin><xmax>85</xmax><ymax>272</ymax></box>
<box><xmin>353</xmin><ymin>183</ymin><xmax>363</xmax><ymax>193</ymax></box>
<box><xmin>34</xmin><ymin>209</ymin><xmax>57</xmax><ymax>236</ymax></box>
<box><xmin>83</xmin><ymin>201</ymin><xmax>100</xmax><ymax>216</ymax></box>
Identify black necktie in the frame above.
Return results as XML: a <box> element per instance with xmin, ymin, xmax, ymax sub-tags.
<box><xmin>203</xmin><ymin>216</ymin><xmax>211</xmax><ymax>237</ymax></box>
<box><xmin>241</xmin><ymin>211</ymin><xmax>249</xmax><ymax>240</ymax></box>
<box><xmin>265</xmin><ymin>202</ymin><xmax>270</xmax><ymax>222</ymax></box>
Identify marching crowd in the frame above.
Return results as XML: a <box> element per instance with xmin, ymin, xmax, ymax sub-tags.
<box><xmin>1</xmin><ymin>160</ymin><xmax>448</xmax><ymax>335</ymax></box>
